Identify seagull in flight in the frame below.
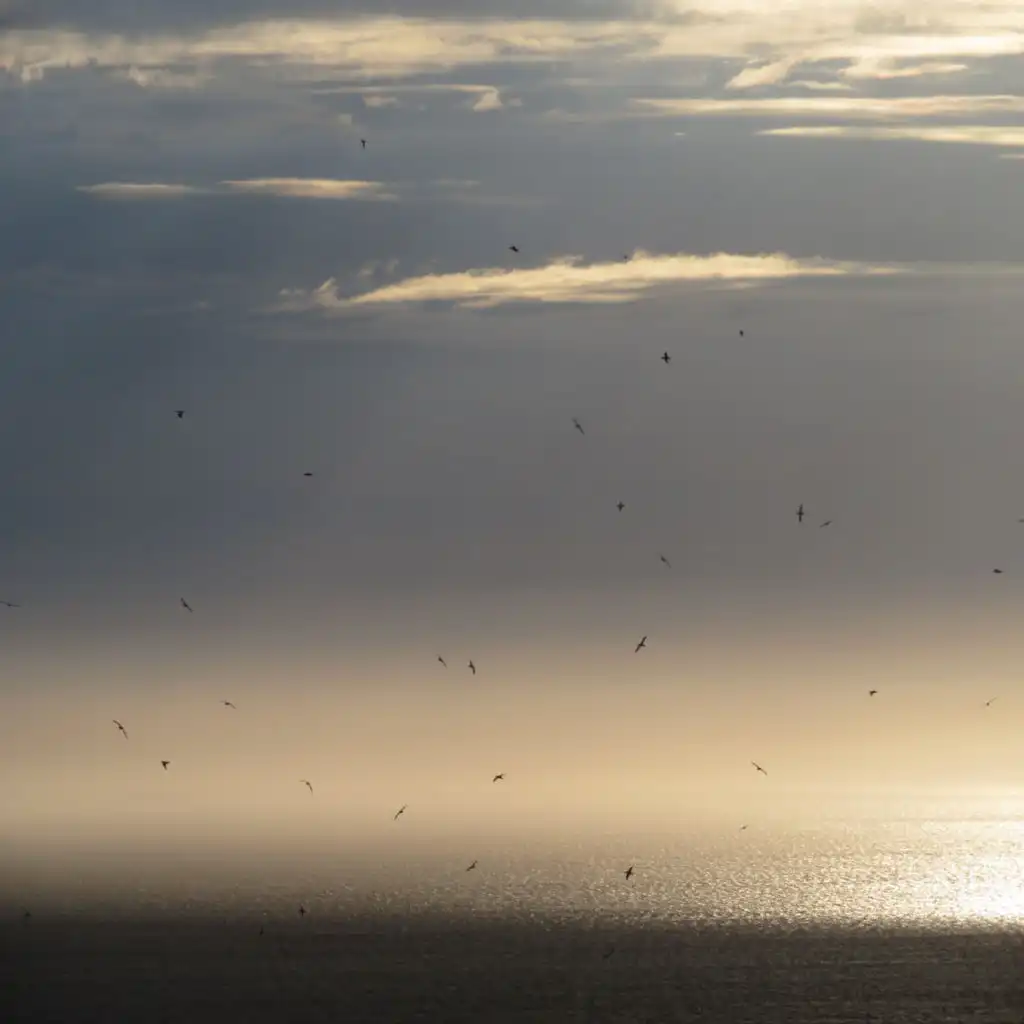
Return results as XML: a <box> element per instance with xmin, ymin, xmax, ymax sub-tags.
<box><xmin>438</xmin><ymin>656</ymin><xmax>447</xmax><ymax>668</ymax></box>
<box><xmin>394</xmin><ymin>804</ymin><xmax>407</xmax><ymax>820</ymax></box>
<box><xmin>492</xmin><ymin>773</ymin><xmax>505</xmax><ymax>782</ymax></box>
<box><xmin>303</xmin><ymin>471</ymin><xmax>314</xmax><ymax>477</ymax></box>
<box><xmin>661</xmin><ymin>352</ymin><xmax>671</xmax><ymax>364</ymax></box>
<box><xmin>301</xmin><ymin>779</ymin><xmax>313</xmax><ymax>794</ymax></box>
<box><xmin>751</xmin><ymin>761</ymin><xmax>768</xmax><ymax>776</ymax></box>
<box><xmin>634</xmin><ymin>635</ymin><xmax>647</xmax><ymax>653</ymax></box>
<box><xmin>360</xmin><ymin>138</ymin><xmax>366</xmax><ymax>149</ymax></box>
<box><xmin>868</xmin><ymin>690</ymin><xmax>878</xmax><ymax>697</ymax></box>
<box><xmin>572</xmin><ymin>417</ymin><xmax>585</xmax><ymax>435</ymax></box>
<box><xmin>298</xmin><ymin>905</ymin><xmax>307</xmax><ymax>917</ymax></box>
<box><xmin>659</xmin><ymin>554</ymin><xmax>671</xmax><ymax>568</ymax></box>
<box><xmin>468</xmin><ymin>660</ymin><xmax>476</xmax><ymax>675</ymax></box>
<box><xmin>796</xmin><ymin>504</ymin><xmax>805</xmax><ymax>523</ymax></box>
<box><xmin>112</xmin><ymin>719</ymin><xmax>128</xmax><ymax>739</ymax></box>
<box><xmin>739</xmin><ymin>329</ymin><xmax>745</xmax><ymax>337</ymax></box>
<box><xmin>616</xmin><ymin>501</ymin><xmax>625</xmax><ymax>512</ymax></box>
<box><xmin>176</xmin><ymin>410</ymin><xmax>184</xmax><ymax>419</ymax></box>
<box><xmin>465</xmin><ymin>860</ymin><xmax>478</xmax><ymax>872</ymax></box>
<box><xmin>819</xmin><ymin>520</ymin><xmax>832</xmax><ymax>528</ymax></box>
<box><xmin>624</xmin><ymin>865</ymin><xmax>634</xmax><ymax>881</ymax></box>
<box><xmin>180</xmin><ymin>598</ymin><xmax>193</xmax><ymax>613</ymax></box>
<box><xmin>985</xmin><ymin>697</ymin><xmax>998</xmax><ymax>707</ymax></box>
<box><xmin>508</xmin><ymin>245</ymin><xmax>519</xmax><ymax>253</ymax></box>
<box><xmin>222</xmin><ymin>700</ymin><xmax>236</xmax><ymax>709</ymax></box>
<box><xmin>993</xmin><ymin>568</ymin><xmax>1004</xmax><ymax>574</ymax></box>
<box><xmin>739</xmin><ymin>824</ymin><xmax>748</xmax><ymax>831</ymax></box>
<box><xmin>161</xmin><ymin>760</ymin><xmax>170</xmax><ymax>770</ymax></box>
<box><xmin>0</xmin><ymin>600</ymin><xmax>19</xmax><ymax>608</ymax></box>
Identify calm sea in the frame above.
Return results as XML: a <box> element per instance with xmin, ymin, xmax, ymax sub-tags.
<box><xmin>4</xmin><ymin>818</ymin><xmax>1024</xmax><ymax>1021</ymax></box>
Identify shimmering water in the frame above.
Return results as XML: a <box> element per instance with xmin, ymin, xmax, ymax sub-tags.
<box><xmin>5</xmin><ymin>817</ymin><xmax>1024</xmax><ymax>1021</ymax></box>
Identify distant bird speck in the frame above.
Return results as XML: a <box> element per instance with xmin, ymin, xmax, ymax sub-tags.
<box><xmin>659</xmin><ymin>554</ymin><xmax>671</xmax><ymax>568</ymax></box>
<box><xmin>112</xmin><ymin>719</ymin><xmax>128</xmax><ymax>739</ymax></box>
<box><xmin>161</xmin><ymin>760</ymin><xmax>170</xmax><ymax>770</ymax></box>
<box><xmin>180</xmin><ymin>598</ymin><xmax>193</xmax><ymax>613</ymax></box>
<box><xmin>222</xmin><ymin>700</ymin><xmax>236</xmax><ymax>709</ymax></box>
<box><xmin>438</xmin><ymin>656</ymin><xmax>447</xmax><ymax>668</ymax></box>
<box><xmin>752</xmin><ymin>761</ymin><xmax>768</xmax><ymax>776</ymax></box>
<box><xmin>993</xmin><ymin>569</ymin><xmax>1004</xmax><ymax>574</ymax></box>
<box><xmin>176</xmin><ymin>410</ymin><xmax>184</xmax><ymax>419</ymax></box>
<box><xmin>869</xmin><ymin>690</ymin><xmax>878</xmax><ymax>697</ymax></box>
<box><xmin>508</xmin><ymin>245</ymin><xmax>519</xmax><ymax>253</ymax></box>
<box><xmin>468</xmin><ymin>660</ymin><xmax>476</xmax><ymax>675</ymax></box>
<box><xmin>0</xmin><ymin>600</ymin><xmax>19</xmax><ymax>608</ymax></box>
<box><xmin>298</xmin><ymin>905</ymin><xmax>306</xmax><ymax>917</ymax></box>
<box><xmin>301</xmin><ymin>779</ymin><xmax>313</xmax><ymax>794</ymax></box>
<box><xmin>303</xmin><ymin>472</ymin><xmax>314</xmax><ymax>477</ymax></box>
<box><xmin>394</xmin><ymin>804</ymin><xmax>407</xmax><ymax>820</ymax></box>
<box><xmin>634</xmin><ymin>635</ymin><xmax>647</xmax><ymax>653</ymax></box>
<box><xmin>572</xmin><ymin>417</ymin><xmax>585</xmax><ymax>435</ymax></box>
<box><xmin>796</xmin><ymin>504</ymin><xmax>805</xmax><ymax>523</ymax></box>
<box><xmin>739</xmin><ymin>824</ymin><xmax>748</xmax><ymax>831</ymax></box>
<box><xmin>985</xmin><ymin>697</ymin><xmax>998</xmax><ymax>707</ymax></box>
<box><xmin>616</xmin><ymin>501</ymin><xmax>625</xmax><ymax>512</ymax></box>
<box><xmin>819</xmin><ymin>520</ymin><xmax>832</xmax><ymax>528</ymax></box>
<box><xmin>492</xmin><ymin>773</ymin><xmax>505</xmax><ymax>782</ymax></box>
<box><xmin>602</xmin><ymin>945</ymin><xmax>616</xmax><ymax>959</ymax></box>
<box><xmin>466</xmin><ymin>860</ymin><xmax>478</xmax><ymax>872</ymax></box>
<box><xmin>624</xmin><ymin>865</ymin><xmax>634</xmax><ymax>881</ymax></box>
<box><xmin>661</xmin><ymin>352</ymin><xmax>670</xmax><ymax>364</ymax></box>
<box><xmin>360</xmin><ymin>139</ymin><xmax>366</xmax><ymax>149</ymax></box>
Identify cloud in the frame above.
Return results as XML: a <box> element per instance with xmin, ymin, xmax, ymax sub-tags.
<box><xmin>725</xmin><ymin>58</ymin><xmax>799</xmax><ymax>90</ymax></box>
<box><xmin>759</xmin><ymin>125</ymin><xmax>1024</xmax><ymax>147</ymax></box>
<box><xmin>788</xmin><ymin>80</ymin><xmax>854</xmax><ymax>91</ymax></box>
<box><xmin>273</xmin><ymin>251</ymin><xmax>903</xmax><ymax>313</ymax></box>
<box><xmin>470</xmin><ymin>87</ymin><xmax>503</xmax><ymax>111</ymax></box>
<box><xmin>632</xmin><ymin>95</ymin><xmax>1024</xmax><ymax>120</ymax></box>
<box><xmin>362</xmin><ymin>94</ymin><xmax>398</xmax><ymax>108</ymax></box>
<box><xmin>219</xmin><ymin>178</ymin><xmax>397</xmax><ymax>200</ymax></box>
<box><xmin>75</xmin><ymin>182</ymin><xmax>203</xmax><ymax>198</ymax></box>
<box><xmin>840</xmin><ymin>58</ymin><xmax>970</xmax><ymax>80</ymax></box>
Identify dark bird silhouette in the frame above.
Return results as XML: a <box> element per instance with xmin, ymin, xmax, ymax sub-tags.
<box><xmin>22</xmin><ymin>910</ymin><xmax>31</xmax><ymax>923</ymax></box>
<box><xmin>112</xmin><ymin>719</ymin><xmax>128</xmax><ymax>739</ymax></box>
<box><xmin>466</xmin><ymin>860</ymin><xmax>478</xmax><ymax>872</ymax></box>
<box><xmin>259</xmin><ymin>924</ymin><xmax>264</xmax><ymax>936</ymax></box>
<box><xmin>298</xmin><ymin>905</ymin><xmax>307</xmax><ymax>917</ymax></box>
<box><xmin>303</xmin><ymin>472</ymin><xmax>314</xmax><ymax>477</ymax></box>
<box><xmin>180</xmin><ymin>598</ymin><xmax>193</xmax><ymax>613</ymax></box>
<box><xmin>301</xmin><ymin>779</ymin><xmax>313</xmax><ymax>794</ymax></box>
<box><xmin>634</xmin><ymin>635</ymin><xmax>647</xmax><ymax>653</ymax></box>
<box><xmin>985</xmin><ymin>697</ymin><xmax>998</xmax><ymax>707</ymax></box>
<box><xmin>739</xmin><ymin>824</ymin><xmax>748</xmax><ymax>831</ymax></box>
<box><xmin>617</xmin><ymin>501</ymin><xmax>625</xmax><ymax>511</ymax></box>
<box><xmin>222</xmin><ymin>700</ymin><xmax>236</xmax><ymax>709</ymax></box>
<box><xmin>819</xmin><ymin>520</ymin><xmax>832</xmax><ymax>528</ymax></box>
<box><xmin>659</xmin><ymin>554</ymin><xmax>671</xmax><ymax>568</ymax></box>
<box><xmin>176</xmin><ymin>410</ymin><xmax>184</xmax><ymax>419</ymax></box>
<box><xmin>492</xmin><ymin>773</ymin><xmax>505</xmax><ymax>782</ymax></box>
<box><xmin>602</xmin><ymin>944</ymin><xmax>616</xmax><ymax>959</ymax></box>
<box><xmin>508</xmin><ymin>245</ymin><xmax>519</xmax><ymax>253</ymax></box>
<box><xmin>161</xmin><ymin>760</ymin><xmax>170</xmax><ymax>770</ymax></box>
<box><xmin>993</xmin><ymin>568</ymin><xmax>1004</xmax><ymax>574</ymax></box>
<box><xmin>360</xmin><ymin>138</ymin><xmax>366</xmax><ymax>149</ymax></box>
<box><xmin>796</xmin><ymin>504</ymin><xmax>805</xmax><ymax>523</ymax></box>
<box><xmin>751</xmin><ymin>761</ymin><xmax>768</xmax><ymax>776</ymax></box>
<box><xmin>868</xmin><ymin>689</ymin><xmax>878</xmax><ymax>697</ymax></box>
<box><xmin>468</xmin><ymin>660</ymin><xmax>476</xmax><ymax>675</ymax></box>
<box><xmin>661</xmin><ymin>352</ymin><xmax>670</xmax><ymax>364</ymax></box>
<box><xmin>438</xmin><ymin>656</ymin><xmax>447</xmax><ymax>668</ymax></box>
<box><xmin>0</xmin><ymin>600</ymin><xmax>19</xmax><ymax>607</ymax></box>
<box><xmin>624</xmin><ymin>865</ymin><xmax>634</xmax><ymax>881</ymax></box>
<box><xmin>739</xmin><ymin>329</ymin><xmax>745</xmax><ymax>337</ymax></box>
<box><xmin>572</xmin><ymin>417</ymin><xmax>584</xmax><ymax>435</ymax></box>
<box><xmin>394</xmin><ymin>804</ymin><xmax>407</xmax><ymax>820</ymax></box>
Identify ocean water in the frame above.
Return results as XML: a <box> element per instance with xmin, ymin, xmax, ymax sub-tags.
<box><xmin>4</xmin><ymin>818</ymin><xmax>1024</xmax><ymax>1022</ymax></box>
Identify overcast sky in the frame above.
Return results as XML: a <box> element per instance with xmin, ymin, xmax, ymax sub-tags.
<box><xmin>4</xmin><ymin>0</ymin><xmax>1024</xmax><ymax>904</ymax></box>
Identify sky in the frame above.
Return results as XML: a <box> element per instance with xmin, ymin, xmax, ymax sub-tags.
<box><xmin>5</xmin><ymin>0</ymin><xmax>1024</xmax><ymax>905</ymax></box>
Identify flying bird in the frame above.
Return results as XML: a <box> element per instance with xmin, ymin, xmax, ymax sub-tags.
<box><xmin>572</xmin><ymin>417</ymin><xmax>585</xmax><ymax>435</ymax></box>
<box><xmin>438</xmin><ymin>656</ymin><xmax>447</xmax><ymax>668</ymax></box>
<box><xmin>624</xmin><ymin>865</ymin><xmax>634</xmax><ymax>881</ymax></box>
<box><xmin>112</xmin><ymin>720</ymin><xmax>128</xmax><ymax>739</ymax></box>
<box><xmin>616</xmin><ymin>501</ymin><xmax>625</xmax><ymax>512</ymax></box>
<box><xmin>465</xmin><ymin>860</ymin><xmax>478</xmax><ymax>872</ymax></box>
<box><xmin>492</xmin><ymin>773</ymin><xmax>505</xmax><ymax>782</ymax></box>
<box><xmin>303</xmin><ymin>472</ymin><xmax>314</xmax><ymax>477</ymax></box>
<box><xmin>0</xmin><ymin>601</ymin><xmax>19</xmax><ymax>608</ymax></box>
<box><xmin>796</xmin><ymin>504</ymin><xmax>805</xmax><ymax>523</ymax></box>
<box><xmin>161</xmin><ymin>760</ymin><xmax>170</xmax><ymax>770</ymax></box>
<box><xmin>508</xmin><ymin>245</ymin><xmax>519</xmax><ymax>253</ymax></box>
<box><xmin>180</xmin><ymin>598</ymin><xmax>193</xmax><ymax>613</ymax></box>
<box><xmin>993</xmin><ymin>569</ymin><xmax>1004</xmax><ymax>574</ymax></box>
<box><xmin>176</xmin><ymin>410</ymin><xmax>184</xmax><ymax>419</ymax></box>
<box><xmin>819</xmin><ymin>520</ymin><xmax>832</xmax><ymax>528</ymax></box>
<box><xmin>468</xmin><ymin>660</ymin><xmax>476</xmax><ymax>675</ymax></box>
<box><xmin>751</xmin><ymin>761</ymin><xmax>768</xmax><ymax>776</ymax></box>
<box><xmin>360</xmin><ymin>139</ymin><xmax>366</xmax><ymax>149</ymax></box>
<box><xmin>298</xmin><ymin>905</ymin><xmax>307</xmax><ymax>917</ymax></box>
<box><xmin>739</xmin><ymin>824</ymin><xmax>748</xmax><ymax>831</ymax></box>
<box><xmin>634</xmin><ymin>635</ymin><xmax>647</xmax><ymax>653</ymax></box>
<box><xmin>868</xmin><ymin>690</ymin><xmax>878</xmax><ymax>697</ymax></box>
<box><xmin>985</xmin><ymin>697</ymin><xmax>998</xmax><ymax>707</ymax></box>
<box><xmin>739</xmin><ymin>329</ymin><xmax>745</xmax><ymax>337</ymax></box>
<box><xmin>659</xmin><ymin>554</ymin><xmax>671</xmax><ymax>568</ymax></box>
<box><xmin>301</xmin><ymin>779</ymin><xmax>313</xmax><ymax>794</ymax></box>
<box><xmin>661</xmin><ymin>352</ymin><xmax>671</xmax><ymax>364</ymax></box>
<box><xmin>602</xmin><ymin>945</ymin><xmax>616</xmax><ymax>959</ymax></box>
<box><xmin>394</xmin><ymin>804</ymin><xmax>407</xmax><ymax>820</ymax></box>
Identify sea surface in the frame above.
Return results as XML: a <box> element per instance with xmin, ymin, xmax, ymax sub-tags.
<box><xmin>4</xmin><ymin>818</ymin><xmax>1024</xmax><ymax>1022</ymax></box>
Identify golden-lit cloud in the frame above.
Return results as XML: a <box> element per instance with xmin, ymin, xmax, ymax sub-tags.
<box><xmin>840</xmin><ymin>58</ymin><xmax>970</xmax><ymax>80</ymax></box>
<box><xmin>274</xmin><ymin>251</ymin><xmax>904</xmax><ymax>313</ymax></box>
<box><xmin>75</xmin><ymin>182</ymin><xmax>203</xmax><ymax>198</ymax></box>
<box><xmin>759</xmin><ymin>125</ymin><xmax>1024</xmax><ymax>146</ymax></box>
<box><xmin>632</xmin><ymin>95</ymin><xmax>1024</xmax><ymax>120</ymax></box>
<box><xmin>219</xmin><ymin>178</ymin><xmax>397</xmax><ymax>200</ymax></box>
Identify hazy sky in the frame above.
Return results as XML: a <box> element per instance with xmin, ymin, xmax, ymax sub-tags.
<box><xmin>5</xmin><ymin>0</ymin><xmax>1024</xmax><ymax>901</ymax></box>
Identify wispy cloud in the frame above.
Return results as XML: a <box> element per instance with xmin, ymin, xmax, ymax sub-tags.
<box><xmin>273</xmin><ymin>251</ymin><xmax>903</xmax><ymax>313</ymax></box>
<box><xmin>840</xmin><ymin>59</ymin><xmax>970</xmax><ymax>80</ymax></box>
<box><xmin>220</xmin><ymin>179</ymin><xmax>397</xmax><ymax>200</ymax></box>
<box><xmin>632</xmin><ymin>95</ymin><xmax>1024</xmax><ymax>120</ymax></box>
<box><xmin>75</xmin><ymin>182</ymin><xmax>203</xmax><ymax>198</ymax></box>
<box><xmin>759</xmin><ymin>125</ymin><xmax>1024</xmax><ymax>147</ymax></box>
